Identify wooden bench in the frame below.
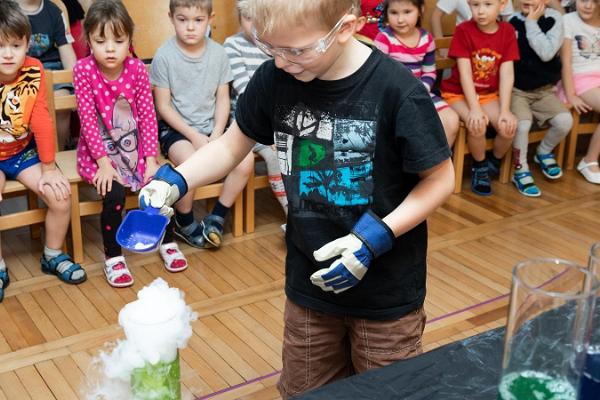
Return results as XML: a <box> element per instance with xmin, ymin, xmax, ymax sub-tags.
<box><xmin>0</xmin><ymin>182</ymin><xmax>46</xmax><ymax>232</ymax></box>
<box><xmin>46</xmin><ymin>69</ymin><xmax>243</xmax><ymax>263</ymax></box>
<box><xmin>565</xmin><ymin>110</ymin><xmax>599</xmax><ymax>170</ymax></box>
<box><xmin>244</xmin><ymin>153</ymin><xmax>271</xmax><ymax>234</ymax></box>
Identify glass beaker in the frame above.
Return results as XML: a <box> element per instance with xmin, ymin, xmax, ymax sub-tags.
<box><xmin>122</xmin><ymin>304</ymin><xmax>182</xmax><ymax>400</ymax></box>
<box><xmin>498</xmin><ymin>259</ymin><xmax>598</xmax><ymax>400</ymax></box>
<box><xmin>579</xmin><ymin>243</ymin><xmax>600</xmax><ymax>400</ymax></box>
<box><xmin>131</xmin><ymin>352</ymin><xmax>181</xmax><ymax>400</ymax></box>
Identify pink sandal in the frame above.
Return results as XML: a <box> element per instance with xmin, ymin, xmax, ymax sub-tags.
<box><xmin>159</xmin><ymin>243</ymin><xmax>188</xmax><ymax>272</ymax></box>
<box><xmin>104</xmin><ymin>256</ymin><xmax>134</xmax><ymax>288</ymax></box>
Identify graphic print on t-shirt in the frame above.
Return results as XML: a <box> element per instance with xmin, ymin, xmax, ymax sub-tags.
<box><xmin>574</xmin><ymin>33</ymin><xmax>600</xmax><ymax>60</ymax></box>
<box><xmin>274</xmin><ymin>103</ymin><xmax>375</xmax><ymax>212</ymax></box>
<box><xmin>98</xmin><ymin>96</ymin><xmax>142</xmax><ymax>190</ymax></box>
<box><xmin>28</xmin><ymin>33</ymin><xmax>51</xmax><ymax>58</ymax></box>
<box><xmin>472</xmin><ymin>48</ymin><xmax>501</xmax><ymax>88</ymax></box>
<box><xmin>0</xmin><ymin>65</ymin><xmax>40</xmax><ymax>144</ymax></box>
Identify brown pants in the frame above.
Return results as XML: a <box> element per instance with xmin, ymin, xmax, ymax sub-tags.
<box><xmin>277</xmin><ymin>299</ymin><xmax>427</xmax><ymax>398</ymax></box>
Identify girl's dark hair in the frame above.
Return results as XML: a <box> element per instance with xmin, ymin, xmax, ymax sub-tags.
<box><xmin>83</xmin><ymin>0</ymin><xmax>134</xmax><ymax>42</ymax></box>
<box><xmin>380</xmin><ymin>0</ymin><xmax>425</xmax><ymax>28</ymax></box>
<box><xmin>0</xmin><ymin>0</ymin><xmax>31</xmax><ymax>42</ymax></box>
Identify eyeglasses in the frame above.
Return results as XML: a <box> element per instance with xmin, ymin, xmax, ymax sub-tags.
<box><xmin>252</xmin><ymin>6</ymin><xmax>354</xmax><ymax>65</ymax></box>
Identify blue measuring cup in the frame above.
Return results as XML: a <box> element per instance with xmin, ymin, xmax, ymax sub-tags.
<box><xmin>116</xmin><ymin>207</ymin><xmax>169</xmax><ymax>253</ymax></box>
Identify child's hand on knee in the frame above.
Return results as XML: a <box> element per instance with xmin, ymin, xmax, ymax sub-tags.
<box><xmin>498</xmin><ymin>111</ymin><xmax>517</xmax><ymax>137</ymax></box>
<box><xmin>189</xmin><ymin>133</ymin><xmax>209</xmax><ymax>150</ymax></box>
<box><xmin>467</xmin><ymin>108</ymin><xmax>488</xmax><ymax>136</ymax></box>
<box><xmin>39</xmin><ymin>168</ymin><xmax>71</xmax><ymax>201</ymax></box>
<box><xmin>567</xmin><ymin>95</ymin><xmax>592</xmax><ymax>115</ymax></box>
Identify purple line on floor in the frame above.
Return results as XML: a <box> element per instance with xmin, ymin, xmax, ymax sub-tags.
<box><xmin>427</xmin><ymin>292</ymin><xmax>510</xmax><ymax>324</ymax></box>
<box><xmin>195</xmin><ymin>370</ymin><xmax>282</xmax><ymax>400</ymax></box>
<box><xmin>195</xmin><ymin>291</ymin><xmax>511</xmax><ymax>399</ymax></box>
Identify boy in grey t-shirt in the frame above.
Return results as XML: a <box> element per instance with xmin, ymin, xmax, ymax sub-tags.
<box><xmin>151</xmin><ymin>0</ymin><xmax>254</xmax><ymax>249</ymax></box>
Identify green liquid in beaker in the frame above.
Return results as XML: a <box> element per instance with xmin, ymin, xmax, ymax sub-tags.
<box><xmin>131</xmin><ymin>353</ymin><xmax>181</xmax><ymax>400</ymax></box>
<box><xmin>498</xmin><ymin>371</ymin><xmax>576</xmax><ymax>400</ymax></box>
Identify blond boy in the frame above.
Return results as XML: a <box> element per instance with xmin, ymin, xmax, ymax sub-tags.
<box><xmin>141</xmin><ymin>0</ymin><xmax>454</xmax><ymax>396</ymax></box>
<box><xmin>151</xmin><ymin>0</ymin><xmax>254</xmax><ymax>249</ymax></box>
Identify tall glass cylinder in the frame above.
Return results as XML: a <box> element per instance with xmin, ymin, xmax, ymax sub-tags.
<box><xmin>498</xmin><ymin>259</ymin><xmax>598</xmax><ymax>400</ymax></box>
<box><xmin>579</xmin><ymin>243</ymin><xmax>600</xmax><ymax>400</ymax></box>
<box><xmin>123</xmin><ymin>308</ymin><xmax>182</xmax><ymax>400</ymax></box>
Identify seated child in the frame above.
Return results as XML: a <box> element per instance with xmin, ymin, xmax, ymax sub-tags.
<box><xmin>557</xmin><ymin>0</ymin><xmax>600</xmax><ymax>184</ymax></box>
<box><xmin>223</xmin><ymin>0</ymin><xmax>288</xmax><ymax>221</ymax></box>
<box><xmin>151</xmin><ymin>0</ymin><xmax>254</xmax><ymax>248</ymax></box>
<box><xmin>17</xmin><ymin>0</ymin><xmax>77</xmax><ymax>150</ymax></box>
<box><xmin>0</xmin><ymin>0</ymin><xmax>86</xmax><ymax>301</ymax></box>
<box><xmin>74</xmin><ymin>0</ymin><xmax>187</xmax><ymax>287</ymax></box>
<box><xmin>374</xmin><ymin>0</ymin><xmax>460</xmax><ymax>146</ymax></box>
<box><xmin>508</xmin><ymin>0</ymin><xmax>572</xmax><ymax>196</ymax></box>
<box><xmin>430</xmin><ymin>0</ymin><xmax>514</xmax><ymax>55</ymax></box>
<box><xmin>441</xmin><ymin>0</ymin><xmax>520</xmax><ymax>195</ymax></box>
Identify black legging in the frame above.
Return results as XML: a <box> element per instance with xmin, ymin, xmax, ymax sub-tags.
<box><xmin>101</xmin><ymin>181</ymin><xmax>175</xmax><ymax>258</ymax></box>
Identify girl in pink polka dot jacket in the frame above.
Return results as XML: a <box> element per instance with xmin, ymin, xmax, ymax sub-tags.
<box><xmin>73</xmin><ymin>0</ymin><xmax>188</xmax><ymax>288</ymax></box>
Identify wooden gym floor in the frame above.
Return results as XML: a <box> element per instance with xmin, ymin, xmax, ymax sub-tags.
<box><xmin>0</xmin><ymin>166</ymin><xmax>599</xmax><ymax>400</ymax></box>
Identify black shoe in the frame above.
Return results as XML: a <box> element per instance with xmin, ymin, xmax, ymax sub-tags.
<box><xmin>471</xmin><ymin>165</ymin><xmax>492</xmax><ymax>196</ymax></box>
<box><xmin>174</xmin><ymin>220</ymin><xmax>215</xmax><ymax>249</ymax></box>
<box><xmin>201</xmin><ymin>214</ymin><xmax>224</xmax><ymax>248</ymax></box>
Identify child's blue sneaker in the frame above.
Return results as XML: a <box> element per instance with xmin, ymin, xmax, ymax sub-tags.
<box><xmin>471</xmin><ymin>165</ymin><xmax>492</xmax><ymax>196</ymax></box>
<box><xmin>512</xmin><ymin>171</ymin><xmax>541</xmax><ymax>197</ymax></box>
<box><xmin>534</xmin><ymin>152</ymin><xmax>562</xmax><ymax>180</ymax></box>
<box><xmin>0</xmin><ymin>269</ymin><xmax>9</xmax><ymax>302</ymax></box>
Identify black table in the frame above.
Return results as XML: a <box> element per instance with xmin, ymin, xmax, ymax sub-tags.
<box><xmin>297</xmin><ymin>305</ymin><xmax>600</xmax><ymax>400</ymax></box>
<box><xmin>297</xmin><ymin>327</ymin><xmax>504</xmax><ymax>400</ymax></box>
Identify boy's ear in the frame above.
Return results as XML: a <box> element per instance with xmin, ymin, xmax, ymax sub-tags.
<box><xmin>209</xmin><ymin>11</ymin><xmax>216</xmax><ymax>22</ymax></box>
<box><xmin>356</xmin><ymin>15</ymin><xmax>367</xmax><ymax>32</ymax></box>
<box><xmin>337</xmin><ymin>14</ymin><xmax>359</xmax><ymax>44</ymax></box>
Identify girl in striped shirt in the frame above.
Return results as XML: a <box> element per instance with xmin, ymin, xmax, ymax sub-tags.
<box><xmin>374</xmin><ymin>0</ymin><xmax>459</xmax><ymax>145</ymax></box>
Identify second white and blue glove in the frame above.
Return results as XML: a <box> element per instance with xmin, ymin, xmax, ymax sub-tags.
<box><xmin>311</xmin><ymin>211</ymin><xmax>395</xmax><ymax>294</ymax></box>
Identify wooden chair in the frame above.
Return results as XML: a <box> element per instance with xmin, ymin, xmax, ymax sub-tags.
<box><xmin>46</xmin><ymin>69</ymin><xmax>244</xmax><ymax>263</ymax></box>
<box><xmin>565</xmin><ymin>111</ymin><xmax>599</xmax><ymax>170</ymax></box>
<box><xmin>244</xmin><ymin>153</ymin><xmax>271</xmax><ymax>234</ymax></box>
<box><xmin>434</xmin><ymin>37</ymin><xmax>511</xmax><ymax>193</ymax></box>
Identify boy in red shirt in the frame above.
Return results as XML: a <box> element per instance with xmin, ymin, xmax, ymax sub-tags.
<box><xmin>441</xmin><ymin>0</ymin><xmax>519</xmax><ymax>195</ymax></box>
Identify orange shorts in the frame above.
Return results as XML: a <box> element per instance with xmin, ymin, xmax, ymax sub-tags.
<box><xmin>441</xmin><ymin>91</ymin><xmax>499</xmax><ymax>106</ymax></box>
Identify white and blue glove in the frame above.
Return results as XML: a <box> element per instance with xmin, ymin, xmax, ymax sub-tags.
<box><xmin>139</xmin><ymin>164</ymin><xmax>188</xmax><ymax>217</ymax></box>
<box><xmin>310</xmin><ymin>211</ymin><xmax>395</xmax><ymax>294</ymax></box>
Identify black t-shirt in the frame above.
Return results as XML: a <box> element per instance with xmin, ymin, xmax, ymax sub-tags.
<box><xmin>236</xmin><ymin>50</ymin><xmax>451</xmax><ymax>320</ymax></box>
<box><xmin>26</xmin><ymin>0</ymin><xmax>70</xmax><ymax>64</ymax></box>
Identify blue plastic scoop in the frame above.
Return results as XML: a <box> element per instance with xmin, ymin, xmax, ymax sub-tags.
<box><xmin>116</xmin><ymin>207</ymin><xmax>169</xmax><ymax>253</ymax></box>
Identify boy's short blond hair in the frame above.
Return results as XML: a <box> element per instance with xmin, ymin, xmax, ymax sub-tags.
<box><xmin>248</xmin><ymin>0</ymin><xmax>360</xmax><ymax>34</ymax></box>
<box><xmin>169</xmin><ymin>0</ymin><xmax>212</xmax><ymax>14</ymax></box>
<box><xmin>237</xmin><ymin>0</ymin><xmax>250</xmax><ymax>18</ymax></box>
<box><xmin>0</xmin><ymin>0</ymin><xmax>31</xmax><ymax>42</ymax></box>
